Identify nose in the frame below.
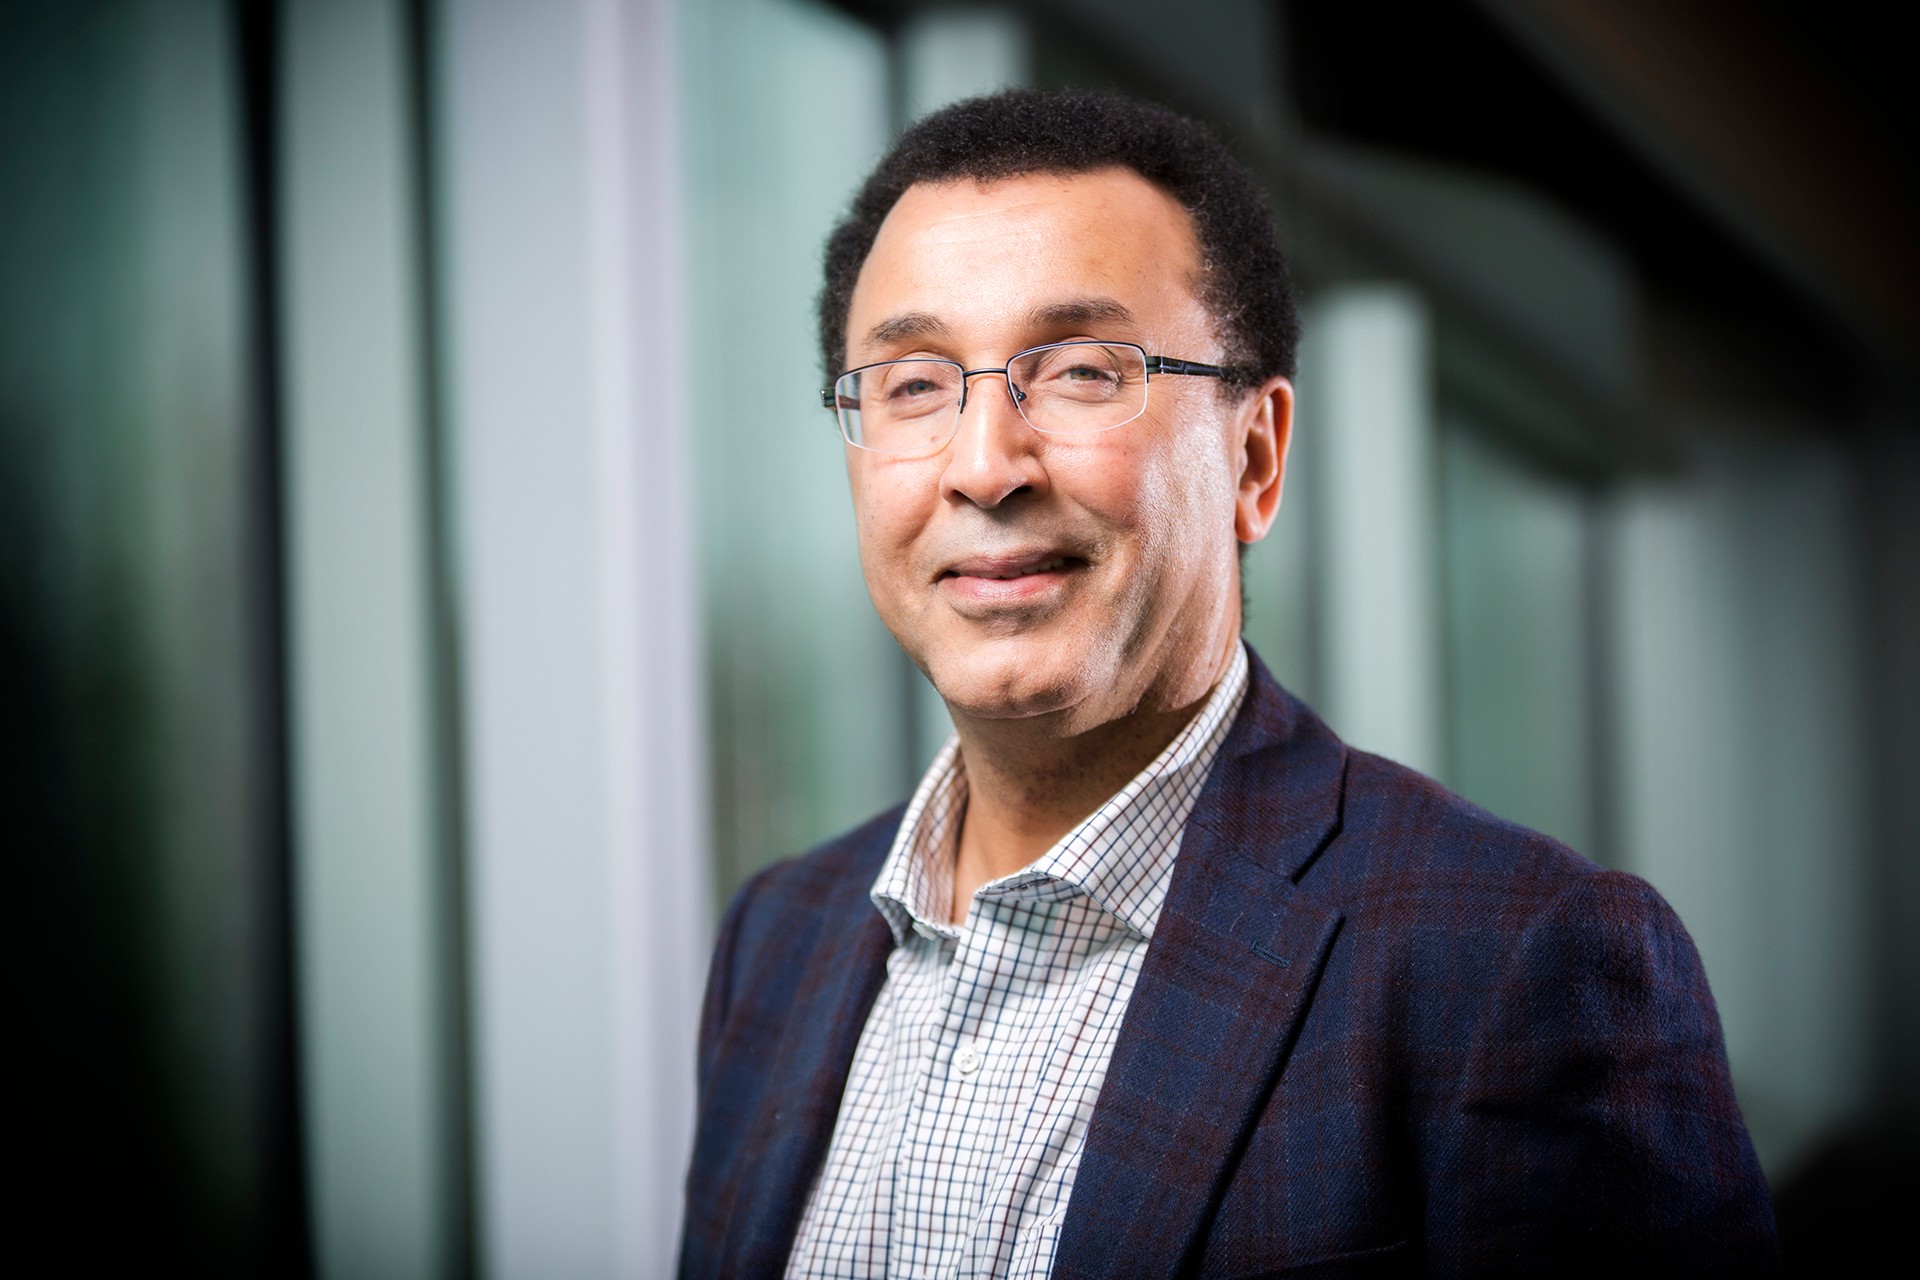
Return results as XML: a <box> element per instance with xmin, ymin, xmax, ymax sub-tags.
<box><xmin>941</xmin><ymin>370</ymin><xmax>1047</xmax><ymax>509</ymax></box>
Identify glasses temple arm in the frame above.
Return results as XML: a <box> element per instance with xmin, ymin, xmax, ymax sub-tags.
<box><xmin>1143</xmin><ymin>356</ymin><xmax>1228</xmax><ymax>378</ymax></box>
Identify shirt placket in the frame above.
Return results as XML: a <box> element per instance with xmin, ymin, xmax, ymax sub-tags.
<box><xmin>896</xmin><ymin>892</ymin><xmax>1040</xmax><ymax>1280</ymax></box>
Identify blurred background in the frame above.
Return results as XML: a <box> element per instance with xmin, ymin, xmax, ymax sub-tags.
<box><xmin>5</xmin><ymin>0</ymin><xmax>1915</xmax><ymax>1274</ymax></box>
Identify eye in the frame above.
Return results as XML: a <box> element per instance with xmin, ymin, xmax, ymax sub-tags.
<box><xmin>1041</xmin><ymin>359</ymin><xmax>1121</xmax><ymax>391</ymax></box>
<box><xmin>890</xmin><ymin>378</ymin><xmax>940</xmax><ymax>399</ymax></box>
<box><xmin>1021</xmin><ymin>345</ymin><xmax>1127</xmax><ymax>389</ymax></box>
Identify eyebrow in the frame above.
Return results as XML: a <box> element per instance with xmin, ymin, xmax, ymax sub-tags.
<box><xmin>862</xmin><ymin>311</ymin><xmax>948</xmax><ymax>351</ymax></box>
<box><xmin>862</xmin><ymin>296</ymin><xmax>1139</xmax><ymax>358</ymax></box>
<box><xmin>1027</xmin><ymin>296</ymin><xmax>1136</xmax><ymax>331</ymax></box>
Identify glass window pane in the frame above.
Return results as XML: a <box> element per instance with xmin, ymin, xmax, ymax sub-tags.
<box><xmin>682</xmin><ymin>0</ymin><xmax>906</xmax><ymax>902</ymax></box>
<box><xmin>1440</xmin><ymin>415</ymin><xmax>1595</xmax><ymax>855</ymax></box>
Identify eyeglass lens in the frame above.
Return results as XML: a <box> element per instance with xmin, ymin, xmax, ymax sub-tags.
<box><xmin>835</xmin><ymin>343</ymin><xmax>1148</xmax><ymax>454</ymax></box>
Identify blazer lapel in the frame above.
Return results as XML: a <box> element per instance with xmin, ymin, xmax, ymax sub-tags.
<box><xmin>719</xmin><ymin>828</ymin><xmax>898</xmax><ymax>1278</ymax></box>
<box><xmin>1054</xmin><ymin>661</ymin><xmax>1350</xmax><ymax>1278</ymax></box>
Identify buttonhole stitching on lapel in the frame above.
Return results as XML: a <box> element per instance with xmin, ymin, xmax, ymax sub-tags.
<box><xmin>1252</xmin><ymin>944</ymin><xmax>1290</xmax><ymax>967</ymax></box>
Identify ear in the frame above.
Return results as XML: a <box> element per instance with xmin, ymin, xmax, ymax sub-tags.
<box><xmin>1234</xmin><ymin>376</ymin><xmax>1292</xmax><ymax>544</ymax></box>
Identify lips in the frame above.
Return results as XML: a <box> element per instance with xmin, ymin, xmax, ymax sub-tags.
<box><xmin>939</xmin><ymin>551</ymin><xmax>1085</xmax><ymax>582</ymax></box>
<box><xmin>936</xmin><ymin>549</ymin><xmax>1087</xmax><ymax>612</ymax></box>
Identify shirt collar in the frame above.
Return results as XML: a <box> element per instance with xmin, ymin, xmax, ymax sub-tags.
<box><xmin>871</xmin><ymin>643</ymin><xmax>1250</xmax><ymax>944</ymax></box>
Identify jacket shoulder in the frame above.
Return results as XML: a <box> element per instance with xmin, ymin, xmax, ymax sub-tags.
<box><xmin>1323</xmin><ymin>744</ymin><xmax>1624</xmax><ymax>918</ymax></box>
<box><xmin>727</xmin><ymin>803</ymin><xmax>904</xmax><ymax>921</ymax></box>
<box><xmin>1295</xmin><ymin>738</ymin><xmax>1725</xmax><ymax>1052</ymax></box>
<box><xmin>1279</xmin><ymin>746</ymin><xmax>1777</xmax><ymax>1269</ymax></box>
<box><xmin>712</xmin><ymin>803</ymin><xmax>904</xmax><ymax>1013</ymax></box>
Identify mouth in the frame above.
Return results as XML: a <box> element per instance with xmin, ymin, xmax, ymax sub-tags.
<box><xmin>936</xmin><ymin>550</ymin><xmax>1088</xmax><ymax>610</ymax></box>
<box><xmin>941</xmin><ymin>554</ymin><xmax>1080</xmax><ymax>581</ymax></box>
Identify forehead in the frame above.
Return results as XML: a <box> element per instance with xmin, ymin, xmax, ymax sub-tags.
<box><xmin>847</xmin><ymin>168</ymin><xmax>1209</xmax><ymax>359</ymax></box>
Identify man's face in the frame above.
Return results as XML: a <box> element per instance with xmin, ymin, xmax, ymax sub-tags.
<box><xmin>843</xmin><ymin>167</ymin><xmax>1280</xmax><ymax>731</ymax></box>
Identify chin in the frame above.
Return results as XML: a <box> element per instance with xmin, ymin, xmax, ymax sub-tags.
<box><xmin>925</xmin><ymin>641</ymin><xmax>1094</xmax><ymax>723</ymax></box>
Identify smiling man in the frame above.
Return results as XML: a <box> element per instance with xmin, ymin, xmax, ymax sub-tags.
<box><xmin>679</xmin><ymin>91</ymin><xmax>1777</xmax><ymax>1279</ymax></box>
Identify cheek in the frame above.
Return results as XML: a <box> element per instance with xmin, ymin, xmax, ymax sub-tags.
<box><xmin>849</xmin><ymin>464</ymin><xmax>935</xmax><ymax>588</ymax></box>
<box><xmin>1123</xmin><ymin>428</ymin><xmax>1240</xmax><ymax>578</ymax></box>
<box><xmin>1173</xmin><ymin>406</ymin><xmax>1241</xmax><ymax>503</ymax></box>
<box><xmin>1108</xmin><ymin>430</ymin><xmax>1230</xmax><ymax>539</ymax></box>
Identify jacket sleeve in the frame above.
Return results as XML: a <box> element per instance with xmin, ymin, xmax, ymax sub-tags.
<box><xmin>1424</xmin><ymin>869</ymin><xmax>1780</xmax><ymax>1277</ymax></box>
<box><xmin>695</xmin><ymin>867</ymin><xmax>761</xmax><ymax>1099</ymax></box>
<box><xmin>679</xmin><ymin>868</ymin><xmax>767</xmax><ymax>1279</ymax></box>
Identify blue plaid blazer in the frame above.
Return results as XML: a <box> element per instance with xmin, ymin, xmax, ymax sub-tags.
<box><xmin>680</xmin><ymin>651</ymin><xmax>1778</xmax><ymax>1277</ymax></box>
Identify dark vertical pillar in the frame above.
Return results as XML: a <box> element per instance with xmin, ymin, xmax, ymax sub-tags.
<box><xmin>232</xmin><ymin>0</ymin><xmax>312</xmax><ymax>1274</ymax></box>
<box><xmin>405</xmin><ymin>0</ymin><xmax>478</xmax><ymax>1272</ymax></box>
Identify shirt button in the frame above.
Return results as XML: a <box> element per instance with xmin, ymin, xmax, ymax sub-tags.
<box><xmin>955</xmin><ymin>1046</ymin><xmax>982</xmax><ymax>1076</ymax></box>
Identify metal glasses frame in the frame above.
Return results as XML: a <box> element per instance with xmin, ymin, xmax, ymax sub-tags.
<box><xmin>819</xmin><ymin>340</ymin><xmax>1230</xmax><ymax>453</ymax></box>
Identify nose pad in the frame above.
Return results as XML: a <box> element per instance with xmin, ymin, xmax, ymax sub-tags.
<box><xmin>956</xmin><ymin>370</ymin><xmax>1028</xmax><ymax>428</ymax></box>
<box><xmin>956</xmin><ymin>372</ymin><xmax>1021</xmax><ymax>418</ymax></box>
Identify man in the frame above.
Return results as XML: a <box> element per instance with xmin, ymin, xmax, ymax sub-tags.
<box><xmin>680</xmin><ymin>90</ymin><xmax>1777</xmax><ymax>1278</ymax></box>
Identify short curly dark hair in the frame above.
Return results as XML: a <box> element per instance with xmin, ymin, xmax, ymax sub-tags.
<box><xmin>819</xmin><ymin>89</ymin><xmax>1298</xmax><ymax>391</ymax></box>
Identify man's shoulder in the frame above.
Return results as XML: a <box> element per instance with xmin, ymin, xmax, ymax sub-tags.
<box><xmin>1336</xmin><ymin>744</ymin><xmax>1602</xmax><ymax>888</ymax></box>
<box><xmin>1301</xmin><ymin>741</ymin><xmax>1688</xmax><ymax>971</ymax></box>
<box><xmin>696</xmin><ymin>804</ymin><xmax>904</xmax><ymax>1066</ymax></box>
<box><xmin>1224</xmin><ymin>658</ymin><xmax>1667</xmax><ymax>941</ymax></box>
<box><xmin>1230</xmin><ymin>655</ymin><xmax>1623</xmax><ymax>911</ymax></box>
<box><xmin>718</xmin><ymin>803</ymin><xmax>904</xmax><ymax>959</ymax></box>
<box><xmin>1219</xmin><ymin>729</ymin><xmax>1774</xmax><ymax>1274</ymax></box>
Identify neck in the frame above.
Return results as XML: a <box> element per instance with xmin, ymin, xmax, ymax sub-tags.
<box><xmin>943</xmin><ymin>636</ymin><xmax>1238</xmax><ymax>923</ymax></box>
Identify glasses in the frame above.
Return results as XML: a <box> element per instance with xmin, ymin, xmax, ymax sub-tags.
<box><xmin>820</xmin><ymin>341</ymin><xmax>1229</xmax><ymax>456</ymax></box>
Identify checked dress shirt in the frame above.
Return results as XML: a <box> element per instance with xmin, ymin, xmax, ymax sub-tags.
<box><xmin>785</xmin><ymin>644</ymin><xmax>1250</xmax><ymax>1278</ymax></box>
